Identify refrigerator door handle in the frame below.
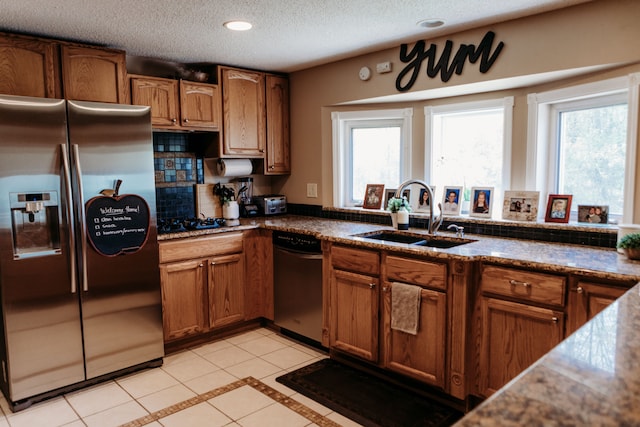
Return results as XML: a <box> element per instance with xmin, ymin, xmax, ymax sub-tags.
<box><xmin>72</xmin><ymin>144</ymin><xmax>89</xmax><ymax>292</ymax></box>
<box><xmin>61</xmin><ymin>143</ymin><xmax>78</xmax><ymax>294</ymax></box>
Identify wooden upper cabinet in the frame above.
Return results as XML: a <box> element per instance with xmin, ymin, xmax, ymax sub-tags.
<box><xmin>61</xmin><ymin>45</ymin><xmax>127</xmax><ymax>103</ymax></box>
<box><xmin>130</xmin><ymin>76</ymin><xmax>180</xmax><ymax>127</ymax></box>
<box><xmin>220</xmin><ymin>66</ymin><xmax>266</xmax><ymax>157</ymax></box>
<box><xmin>180</xmin><ymin>80</ymin><xmax>221</xmax><ymax>130</ymax></box>
<box><xmin>130</xmin><ymin>76</ymin><xmax>220</xmax><ymax>130</ymax></box>
<box><xmin>0</xmin><ymin>33</ymin><xmax>60</xmax><ymax>98</ymax></box>
<box><xmin>265</xmin><ymin>74</ymin><xmax>290</xmax><ymax>174</ymax></box>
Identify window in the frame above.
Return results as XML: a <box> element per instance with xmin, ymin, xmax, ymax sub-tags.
<box><xmin>425</xmin><ymin>98</ymin><xmax>513</xmax><ymax>216</ymax></box>
<box><xmin>332</xmin><ymin>109</ymin><xmax>412</xmax><ymax>207</ymax></box>
<box><xmin>529</xmin><ymin>75</ymin><xmax>640</xmax><ymax>222</ymax></box>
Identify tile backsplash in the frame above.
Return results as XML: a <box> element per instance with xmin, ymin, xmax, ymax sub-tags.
<box><xmin>153</xmin><ymin>132</ymin><xmax>204</xmax><ymax>220</ymax></box>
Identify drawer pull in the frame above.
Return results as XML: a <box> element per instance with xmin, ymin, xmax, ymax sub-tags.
<box><xmin>509</xmin><ymin>279</ymin><xmax>531</xmax><ymax>288</ymax></box>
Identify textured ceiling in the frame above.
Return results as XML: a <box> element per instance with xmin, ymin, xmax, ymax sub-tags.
<box><xmin>0</xmin><ymin>0</ymin><xmax>590</xmax><ymax>72</ymax></box>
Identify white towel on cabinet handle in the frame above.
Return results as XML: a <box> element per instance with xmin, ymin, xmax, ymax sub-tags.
<box><xmin>390</xmin><ymin>282</ymin><xmax>422</xmax><ymax>335</ymax></box>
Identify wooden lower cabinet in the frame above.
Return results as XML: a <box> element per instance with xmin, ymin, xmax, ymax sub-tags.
<box><xmin>208</xmin><ymin>253</ymin><xmax>245</xmax><ymax>328</ymax></box>
<box><xmin>330</xmin><ymin>269</ymin><xmax>379</xmax><ymax>362</ymax></box>
<box><xmin>382</xmin><ymin>283</ymin><xmax>446</xmax><ymax>388</ymax></box>
<box><xmin>478</xmin><ymin>297</ymin><xmax>564</xmax><ymax>396</ymax></box>
<box><xmin>159</xmin><ymin>232</ymin><xmax>245</xmax><ymax>344</ymax></box>
<box><xmin>160</xmin><ymin>258</ymin><xmax>208</xmax><ymax>341</ymax></box>
<box><xmin>566</xmin><ymin>280</ymin><xmax>628</xmax><ymax>336</ymax></box>
<box><xmin>243</xmin><ymin>229</ymin><xmax>274</xmax><ymax>321</ymax></box>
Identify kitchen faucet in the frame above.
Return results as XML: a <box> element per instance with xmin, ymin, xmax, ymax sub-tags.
<box><xmin>395</xmin><ymin>179</ymin><xmax>443</xmax><ymax>235</ymax></box>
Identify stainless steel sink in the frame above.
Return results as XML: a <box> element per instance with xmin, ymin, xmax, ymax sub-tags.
<box><xmin>353</xmin><ymin>230</ymin><xmax>476</xmax><ymax>248</ymax></box>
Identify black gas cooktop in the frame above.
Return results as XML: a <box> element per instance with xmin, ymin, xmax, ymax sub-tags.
<box><xmin>157</xmin><ymin>217</ymin><xmax>225</xmax><ymax>234</ymax></box>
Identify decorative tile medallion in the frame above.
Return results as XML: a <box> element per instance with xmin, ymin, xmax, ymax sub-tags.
<box><xmin>154</xmin><ymin>152</ymin><xmax>197</xmax><ymax>188</ymax></box>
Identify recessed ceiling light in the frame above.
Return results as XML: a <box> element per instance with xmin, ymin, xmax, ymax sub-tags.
<box><xmin>224</xmin><ymin>21</ymin><xmax>253</xmax><ymax>31</ymax></box>
<box><xmin>417</xmin><ymin>19</ymin><xmax>444</xmax><ymax>29</ymax></box>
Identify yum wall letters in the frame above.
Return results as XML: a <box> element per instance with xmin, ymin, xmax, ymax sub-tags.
<box><xmin>396</xmin><ymin>31</ymin><xmax>505</xmax><ymax>92</ymax></box>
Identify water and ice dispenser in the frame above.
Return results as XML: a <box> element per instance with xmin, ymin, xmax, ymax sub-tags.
<box><xmin>10</xmin><ymin>191</ymin><xmax>61</xmax><ymax>259</ymax></box>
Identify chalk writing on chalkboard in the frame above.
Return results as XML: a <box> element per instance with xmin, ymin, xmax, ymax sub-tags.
<box><xmin>85</xmin><ymin>194</ymin><xmax>150</xmax><ymax>256</ymax></box>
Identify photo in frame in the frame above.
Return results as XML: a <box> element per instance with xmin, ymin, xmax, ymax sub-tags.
<box><xmin>545</xmin><ymin>194</ymin><xmax>572</xmax><ymax>223</ymax></box>
<box><xmin>413</xmin><ymin>185</ymin><xmax>436</xmax><ymax>212</ymax></box>
<box><xmin>577</xmin><ymin>205</ymin><xmax>609</xmax><ymax>224</ymax></box>
<box><xmin>362</xmin><ymin>184</ymin><xmax>385</xmax><ymax>209</ymax></box>
<box><xmin>469</xmin><ymin>187</ymin><xmax>494</xmax><ymax>218</ymax></box>
<box><xmin>502</xmin><ymin>191</ymin><xmax>539</xmax><ymax>222</ymax></box>
<box><xmin>441</xmin><ymin>186</ymin><xmax>463</xmax><ymax>216</ymax></box>
<box><xmin>384</xmin><ymin>188</ymin><xmax>411</xmax><ymax>210</ymax></box>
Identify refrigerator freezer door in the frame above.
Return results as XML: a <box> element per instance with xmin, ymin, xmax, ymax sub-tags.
<box><xmin>66</xmin><ymin>101</ymin><xmax>164</xmax><ymax>379</ymax></box>
<box><xmin>0</xmin><ymin>95</ymin><xmax>85</xmax><ymax>401</ymax></box>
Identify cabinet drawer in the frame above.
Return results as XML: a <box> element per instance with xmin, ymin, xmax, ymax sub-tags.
<box><xmin>481</xmin><ymin>265</ymin><xmax>566</xmax><ymax>307</ymax></box>
<box><xmin>386</xmin><ymin>256</ymin><xmax>446</xmax><ymax>291</ymax></box>
<box><xmin>332</xmin><ymin>246</ymin><xmax>379</xmax><ymax>275</ymax></box>
<box><xmin>160</xmin><ymin>232</ymin><xmax>243</xmax><ymax>263</ymax></box>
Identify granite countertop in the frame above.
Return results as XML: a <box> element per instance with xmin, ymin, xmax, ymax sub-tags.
<box><xmin>160</xmin><ymin>214</ymin><xmax>640</xmax><ymax>425</ymax></box>
<box><xmin>454</xmin><ymin>282</ymin><xmax>640</xmax><ymax>426</ymax></box>
<box><xmin>158</xmin><ymin>215</ymin><xmax>640</xmax><ymax>282</ymax></box>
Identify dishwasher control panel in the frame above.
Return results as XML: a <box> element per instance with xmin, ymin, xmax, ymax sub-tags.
<box><xmin>272</xmin><ymin>231</ymin><xmax>321</xmax><ymax>253</ymax></box>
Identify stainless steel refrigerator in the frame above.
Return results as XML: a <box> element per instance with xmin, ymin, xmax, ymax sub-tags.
<box><xmin>0</xmin><ymin>94</ymin><xmax>164</xmax><ymax>411</ymax></box>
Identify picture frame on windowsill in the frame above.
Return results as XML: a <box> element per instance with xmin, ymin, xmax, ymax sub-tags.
<box><xmin>545</xmin><ymin>194</ymin><xmax>572</xmax><ymax>223</ymax></box>
<box><xmin>413</xmin><ymin>185</ymin><xmax>436</xmax><ymax>213</ymax></box>
<box><xmin>502</xmin><ymin>190</ymin><xmax>539</xmax><ymax>222</ymax></box>
<box><xmin>384</xmin><ymin>188</ymin><xmax>410</xmax><ymax>210</ymax></box>
<box><xmin>577</xmin><ymin>204</ymin><xmax>609</xmax><ymax>224</ymax></box>
<box><xmin>441</xmin><ymin>186</ymin><xmax>463</xmax><ymax>216</ymax></box>
<box><xmin>469</xmin><ymin>187</ymin><xmax>494</xmax><ymax>218</ymax></box>
<box><xmin>363</xmin><ymin>184</ymin><xmax>385</xmax><ymax>209</ymax></box>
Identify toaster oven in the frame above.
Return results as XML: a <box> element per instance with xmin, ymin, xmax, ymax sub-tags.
<box><xmin>254</xmin><ymin>195</ymin><xmax>287</xmax><ymax>216</ymax></box>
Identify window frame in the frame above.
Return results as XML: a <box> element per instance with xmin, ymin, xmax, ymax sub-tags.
<box><xmin>527</xmin><ymin>74</ymin><xmax>640</xmax><ymax>222</ymax></box>
<box><xmin>331</xmin><ymin>108</ymin><xmax>412</xmax><ymax>207</ymax></box>
<box><xmin>424</xmin><ymin>97</ymin><xmax>514</xmax><ymax>215</ymax></box>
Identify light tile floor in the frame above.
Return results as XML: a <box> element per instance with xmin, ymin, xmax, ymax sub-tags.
<box><xmin>0</xmin><ymin>328</ymin><xmax>364</xmax><ymax>427</ymax></box>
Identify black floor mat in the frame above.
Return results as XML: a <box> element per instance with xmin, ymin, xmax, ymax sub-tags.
<box><xmin>276</xmin><ymin>358</ymin><xmax>463</xmax><ymax>427</ymax></box>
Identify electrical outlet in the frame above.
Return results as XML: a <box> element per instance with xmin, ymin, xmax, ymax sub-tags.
<box><xmin>376</xmin><ymin>61</ymin><xmax>392</xmax><ymax>73</ymax></box>
<box><xmin>307</xmin><ymin>183</ymin><xmax>318</xmax><ymax>198</ymax></box>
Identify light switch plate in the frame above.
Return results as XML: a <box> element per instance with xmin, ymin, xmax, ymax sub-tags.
<box><xmin>307</xmin><ymin>183</ymin><xmax>318</xmax><ymax>198</ymax></box>
<box><xmin>376</xmin><ymin>61</ymin><xmax>392</xmax><ymax>73</ymax></box>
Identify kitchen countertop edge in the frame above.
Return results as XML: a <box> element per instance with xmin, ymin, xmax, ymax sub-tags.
<box><xmin>157</xmin><ymin>215</ymin><xmax>640</xmax><ymax>282</ymax></box>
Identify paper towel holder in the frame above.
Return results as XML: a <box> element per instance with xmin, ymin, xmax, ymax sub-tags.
<box><xmin>216</xmin><ymin>158</ymin><xmax>254</xmax><ymax>177</ymax></box>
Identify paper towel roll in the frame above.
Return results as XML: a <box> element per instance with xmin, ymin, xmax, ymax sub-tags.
<box><xmin>217</xmin><ymin>159</ymin><xmax>253</xmax><ymax>177</ymax></box>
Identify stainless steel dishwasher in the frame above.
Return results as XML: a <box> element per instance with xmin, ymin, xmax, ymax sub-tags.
<box><xmin>273</xmin><ymin>231</ymin><xmax>323</xmax><ymax>344</ymax></box>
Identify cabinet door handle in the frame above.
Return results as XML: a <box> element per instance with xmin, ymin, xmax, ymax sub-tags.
<box><xmin>509</xmin><ymin>279</ymin><xmax>531</xmax><ymax>288</ymax></box>
<box><xmin>369</xmin><ymin>283</ymin><xmax>376</xmax><ymax>289</ymax></box>
<box><xmin>211</xmin><ymin>261</ymin><xmax>216</xmax><ymax>266</ymax></box>
<box><xmin>198</xmin><ymin>263</ymin><xmax>204</xmax><ymax>267</ymax></box>
<box><xmin>382</xmin><ymin>286</ymin><xmax>389</xmax><ymax>292</ymax></box>
<box><xmin>576</xmin><ymin>286</ymin><xmax>583</xmax><ymax>293</ymax></box>
<box><xmin>184</xmin><ymin>118</ymin><xmax>189</xmax><ymax>123</ymax></box>
<box><xmin>552</xmin><ymin>317</ymin><xmax>559</xmax><ymax>323</ymax></box>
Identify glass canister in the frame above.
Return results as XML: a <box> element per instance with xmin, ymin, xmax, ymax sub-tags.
<box><xmin>236</xmin><ymin>177</ymin><xmax>253</xmax><ymax>205</ymax></box>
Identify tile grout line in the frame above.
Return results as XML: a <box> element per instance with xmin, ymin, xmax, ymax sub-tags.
<box><xmin>118</xmin><ymin>376</ymin><xmax>341</xmax><ymax>427</ymax></box>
